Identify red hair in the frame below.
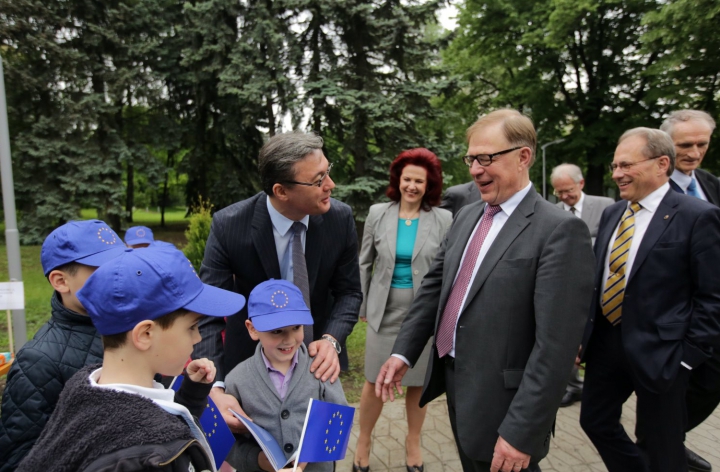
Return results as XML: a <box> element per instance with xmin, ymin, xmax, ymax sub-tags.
<box><xmin>386</xmin><ymin>148</ymin><xmax>443</xmax><ymax>208</ymax></box>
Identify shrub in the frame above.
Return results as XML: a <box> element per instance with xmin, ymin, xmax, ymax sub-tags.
<box><xmin>183</xmin><ymin>198</ymin><xmax>213</xmax><ymax>272</ymax></box>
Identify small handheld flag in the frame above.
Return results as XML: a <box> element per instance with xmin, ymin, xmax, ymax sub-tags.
<box><xmin>171</xmin><ymin>375</ymin><xmax>235</xmax><ymax>470</ymax></box>
<box><xmin>296</xmin><ymin>399</ymin><xmax>355</xmax><ymax>464</ymax></box>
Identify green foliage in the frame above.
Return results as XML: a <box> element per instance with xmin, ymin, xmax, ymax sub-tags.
<box><xmin>183</xmin><ymin>199</ymin><xmax>213</xmax><ymax>272</ymax></box>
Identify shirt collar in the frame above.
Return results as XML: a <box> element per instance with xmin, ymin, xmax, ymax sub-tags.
<box><xmin>498</xmin><ymin>182</ymin><xmax>533</xmax><ymax>217</ymax></box>
<box><xmin>562</xmin><ymin>192</ymin><xmax>585</xmax><ymax>213</ymax></box>
<box><xmin>635</xmin><ymin>182</ymin><xmax>670</xmax><ymax>214</ymax></box>
<box><xmin>266</xmin><ymin>196</ymin><xmax>310</xmax><ymax>236</ymax></box>
<box><xmin>88</xmin><ymin>367</ymin><xmax>175</xmax><ymax>403</ymax></box>
<box><xmin>261</xmin><ymin>346</ymin><xmax>300</xmax><ymax>374</ymax></box>
<box><xmin>671</xmin><ymin>168</ymin><xmax>695</xmax><ymax>191</ymax></box>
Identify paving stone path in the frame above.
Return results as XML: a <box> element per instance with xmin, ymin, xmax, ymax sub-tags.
<box><xmin>337</xmin><ymin>395</ymin><xmax>720</xmax><ymax>472</ymax></box>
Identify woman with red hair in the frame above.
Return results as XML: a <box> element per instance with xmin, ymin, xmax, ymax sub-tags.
<box><xmin>354</xmin><ymin>148</ymin><xmax>452</xmax><ymax>472</ymax></box>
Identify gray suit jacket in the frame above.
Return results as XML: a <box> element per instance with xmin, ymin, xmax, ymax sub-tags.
<box><xmin>556</xmin><ymin>193</ymin><xmax>614</xmax><ymax>242</ymax></box>
<box><xmin>358</xmin><ymin>202</ymin><xmax>452</xmax><ymax>332</ymax></box>
<box><xmin>440</xmin><ymin>181</ymin><xmax>481</xmax><ymax>216</ymax></box>
<box><xmin>393</xmin><ymin>188</ymin><xmax>595</xmax><ymax>462</ymax></box>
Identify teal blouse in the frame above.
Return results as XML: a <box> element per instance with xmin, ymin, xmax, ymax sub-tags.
<box><xmin>391</xmin><ymin>218</ymin><xmax>419</xmax><ymax>288</ymax></box>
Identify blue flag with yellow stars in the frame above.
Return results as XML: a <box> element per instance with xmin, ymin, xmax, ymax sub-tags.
<box><xmin>297</xmin><ymin>399</ymin><xmax>355</xmax><ymax>463</ymax></box>
<box><xmin>171</xmin><ymin>375</ymin><xmax>235</xmax><ymax>469</ymax></box>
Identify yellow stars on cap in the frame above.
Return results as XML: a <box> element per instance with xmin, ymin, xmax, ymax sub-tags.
<box><xmin>136</xmin><ymin>228</ymin><xmax>146</xmax><ymax>237</ymax></box>
<box><xmin>271</xmin><ymin>290</ymin><xmax>290</xmax><ymax>308</ymax></box>
<box><xmin>97</xmin><ymin>227</ymin><xmax>118</xmax><ymax>245</ymax></box>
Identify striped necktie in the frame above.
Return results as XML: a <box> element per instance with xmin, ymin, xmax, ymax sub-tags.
<box><xmin>600</xmin><ymin>202</ymin><xmax>641</xmax><ymax>325</ymax></box>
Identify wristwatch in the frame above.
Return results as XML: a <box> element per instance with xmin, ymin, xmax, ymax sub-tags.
<box><xmin>321</xmin><ymin>335</ymin><xmax>342</xmax><ymax>354</ymax></box>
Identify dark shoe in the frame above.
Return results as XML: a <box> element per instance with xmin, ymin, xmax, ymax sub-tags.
<box><xmin>686</xmin><ymin>447</ymin><xmax>712</xmax><ymax>472</ymax></box>
<box><xmin>559</xmin><ymin>390</ymin><xmax>582</xmax><ymax>408</ymax></box>
<box><xmin>406</xmin><ymin>465</ymin><xmax>424</xmax><ymax>472</ymax></box>
<box><xmin>353</xmin><ymin>464</ymin><xmax>370</xmax><ymax>472</ymax></box>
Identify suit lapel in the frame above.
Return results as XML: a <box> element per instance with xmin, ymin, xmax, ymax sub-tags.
<box><xmin>458</xmin><ymin>190</ymin><xmax>534</xmax><ymax>315</ymax></box>
<box><xmin>439</xmin><ymin>202</ymin><xmax>485</xmax><ymax>311</ymax></box>
<box><xmin>581</xmin><ymin>197</ymin><xmax>595</xmax><ymax>227</ymax></box>
<box><xmin>628</xmin><ymin>190</ymin><xmax>678</xmax><ymax>282</ymax></box>
<box><xmin>696</xmin><ymin>170</ymin><xmax>720</xmax><ymax>206</ymax></box>
<box><xmin>412</xmin><ymin>208</ymin><xmax>432</xmax><ymax>262</ymax></box>
<box><xmin>383</xmin><ymin>203</ymin><xmax>399</xmax><ymax>264</ymax></box>
<box><xmin>306</xmin><ymin>213</ymin><xmax>324</xmax><ymax>292</ymax></box>
<box><xmin>252</xmin><ymin>196</ymin><xmax>281</xmax><ymax>279</ymax></box>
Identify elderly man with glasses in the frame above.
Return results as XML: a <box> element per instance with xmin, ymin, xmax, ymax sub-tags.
<box><xmin>193</xmin><ymin>131</ymin><xmax>362</xmax><ymax>434</ymax></box>
<box><xmin>579</xmin><ymin>127</ymin><xmax>720</xmax><ymax>472</ymax></box>
<box><xmin>376</xmin><ymin>109</ymin><xmax>595</xmax><ymax>472</ymax></box>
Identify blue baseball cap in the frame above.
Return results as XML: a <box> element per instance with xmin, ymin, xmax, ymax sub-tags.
<box><xmin>41</xmin><ymin>220</ymin><xmax>127</xmax><ymax>276</ymax></box>
<box><xmin>77</xmin><ymin>245</ymin><xmax>246</xmax><ymax>335</ymax></box>
<box><xmin>248</xmin><ymin>279</ymin><xmax>314</xmax><ymax>332</ymax></box>
<box><xmin>124</xmin><ymin>226</ymin><xmax>154</xmax><ymax>246</ymax></box>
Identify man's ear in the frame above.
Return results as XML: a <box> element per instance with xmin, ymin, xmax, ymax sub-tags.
<box><xmin>518</xmin><ymin>147</ymin><xmax>533</xmax><ymax>170</ymax></box>
<box><xmin>131</xmin><ymin>320</ymin><xmax>155</xmax><ymax>351</ymax></box>
<box><xmin>48</xmin><ymin>270</ymin><xmax>70</xmax><ymax>293</ymax></box>
<box><xmin>272</xmin><ymin>183</ymin><xmax>290</xmax><ymax>202</ymax></box>
<box><xmin>245</xmin><ymin>319</ymin><xmax>260</xmax><ymax>341</ymax></box>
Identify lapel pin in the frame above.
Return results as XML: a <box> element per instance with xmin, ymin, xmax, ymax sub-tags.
<box><xmin>664</xmin><ymin>215</ymin><xmax>669</xmax><ymax>220</ymax></box>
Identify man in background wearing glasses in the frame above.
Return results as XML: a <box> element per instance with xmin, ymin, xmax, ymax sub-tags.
<box><xmin>194</xmin><ymin>131</ymin><xmax>362</xmax><ymax>433</ymax></box>
<box><xmin>376</xmin><ymin>109</ymin><xmax>595</xmax><ymax>472</ymax></box>
<box><xmin>551</xmin><ymin>163</ymin><xmax>614</xmax><ymax>409</ymax></box>
<box><xmin>579</xmin><ymin>128</ymin><xmax>720</xmax><ymax>471</ymax></box>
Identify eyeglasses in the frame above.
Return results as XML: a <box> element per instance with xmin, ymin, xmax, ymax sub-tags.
<box><xmin>463</xmin><ymin>147</ymin><xmax>522</xmax><ymax>167</ymax></box>
<box><xmin>552</xmin><ymin>188</ymin><xmax>577</xmax><ymax>197</ymax></box>
<box><xmin>608</xmin><ymin>156</ymin><xmax>662</xmax><ymax>173</ymax></box>
<box><xmin>284</xmin><ymin>162</ymin><xmax>334</xmax><ymax>188</ymax></box>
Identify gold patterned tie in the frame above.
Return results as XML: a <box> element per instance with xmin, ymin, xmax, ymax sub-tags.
<box><xmin>601</xmin><ymin>202</ymin><xmax>641</xmax><ymax>325</ymax></box>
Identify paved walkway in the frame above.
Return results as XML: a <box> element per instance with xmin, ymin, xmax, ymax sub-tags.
<box><xmin>338</xmin><ymin>395</ymin><xmax>720</xmax><ymax>472</ymax></box>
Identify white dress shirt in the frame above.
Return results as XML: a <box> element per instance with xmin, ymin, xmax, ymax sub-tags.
<box><xmin>562</xmin><ymin>192</ymin><xmax>585</xmax><ymax>218</ymax></box>
<box><xmin>671</xmin><ymin>169</ymin><xmax>707</xmax><ymax>201</ymax></box>
<box><xmin>266</xmin><ymin>196</ymin><xmax>309</xmax><ymax>282</ymax></box>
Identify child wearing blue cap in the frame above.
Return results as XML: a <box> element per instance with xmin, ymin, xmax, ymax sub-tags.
<box><xmin>124</xmin><ymin>225</ymin><xmax>155</xmax><ymax>248</ymax></box>
<box><xmin>225</xmin><ymin>279</ymin><xmax>348</xmax><ymax>472</ymax></box>
<box><xmin>0</xmin><ymin>219</ymin><xmax>127</xmax><ymax>471</ymax></box>
<box><xmin>16</xmin><ymin>245</ymin><xmax>246</xmax><ymax>472</ymax></box>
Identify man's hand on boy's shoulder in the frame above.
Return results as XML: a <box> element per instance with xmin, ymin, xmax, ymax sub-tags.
<box><xmin>209</xmin><ymin>388</ymin><xmax>250</xmax><ymax>434</ymax></box>
<box><xmin>308</xmin><ymin>337</ymin><xmax>340</xmax><ymax>383</ymax></box>
<box><xmin>186</xmin><ymin>358</ymin><xmax>216</xmax><ymax>384</ymax></box>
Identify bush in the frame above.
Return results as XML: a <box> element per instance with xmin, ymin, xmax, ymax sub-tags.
<box><xmin>183</xmin><ymin>198</ymin><xmax>213</xmax><ymax>272</ymax></box>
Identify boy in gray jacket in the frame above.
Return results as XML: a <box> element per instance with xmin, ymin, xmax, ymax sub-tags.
<box><xmin>225</xmin><ymin>279</ymin><xmax>348</xmax><ymax>472</ymax></box>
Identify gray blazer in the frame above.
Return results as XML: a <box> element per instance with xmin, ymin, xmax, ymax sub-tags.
<box><xmin>440</xmin><ymin>182</ymin><xmax>481</xmax><ymax>216</ymax></box>
<box><xmin>359</xmin><ymin>202</ymin><xmax>452</xmax><ymax>332</ymax></box>
<box><xmin>556</xmin><ymin>193</ymin><xmax>614</xmax><ymax>242</ymax></box>
<box><xmin>392</xmin><ymin>188</ymin><xmax>595</xmax><ymax>463</ymax></box>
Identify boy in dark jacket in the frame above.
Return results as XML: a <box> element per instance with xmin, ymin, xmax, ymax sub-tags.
<box><xmin>0</xmin><ymin>220</ymin><xmax>126</xmax><ymax>471</ymax></box>
<box><xmin>16</xmin><ymin>245</ymin><xmax>245</xmax><ymax>472</ymax></box>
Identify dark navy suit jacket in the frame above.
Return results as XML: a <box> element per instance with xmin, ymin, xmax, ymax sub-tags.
<box><xmin>193</xmin><ymin>192</ymin><xmax>362</xmax><ymax>380</ymax></box>
<box><xmin>582</xmin><ymin>188</ymin><xmax>720</xmax><ymax>393</ymax></box>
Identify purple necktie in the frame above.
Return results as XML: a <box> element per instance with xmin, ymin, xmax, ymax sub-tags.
<box><xmin>436</xmin><ymin>205</ymin><xmax>502</xmax><ymax>358</ymax></box>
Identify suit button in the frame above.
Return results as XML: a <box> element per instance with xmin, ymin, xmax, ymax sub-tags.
<box><xmin>284</xmin><ymin>443</ymin><xmax>294</xmax><ymax>453</ymax></box>
<box><xmin>413</xmin><ymin>270</ymin><xmax>419</xmax><ymax>275</ymax></box>
<box><xmin>281</xmin><ymin>410</ymin><xmax>290</xmax><ymax>419</ymax></box>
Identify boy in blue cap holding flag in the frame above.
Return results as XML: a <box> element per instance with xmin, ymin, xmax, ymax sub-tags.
<box><xmin>0</xmin><ymin>220</ymin><xmax>127</xmax><ymax>471</ymax></box>
<box><xmin>225</xmin><ymin>279</ymin><xmax>348</xmax><ymax>472</ymax></box>
<box><xmin>16</xmin><ymin>245</ymin><xmax>246</xmax><ymax>472</ymax></box>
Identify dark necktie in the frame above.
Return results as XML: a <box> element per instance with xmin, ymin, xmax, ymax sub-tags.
<box><xmin>291</xmin><ymin>222</ymin><xmax>313</xmax><ymax>344</ymax></box>
<box><xmin>436</xmin><ymin>205</ymin><xmax>502</xmax><ymax>357</ymax></box>
<box><xmin>570</xmin><ymin>206</ymin><xmax>577</xmax><ymax>215</ymax></box>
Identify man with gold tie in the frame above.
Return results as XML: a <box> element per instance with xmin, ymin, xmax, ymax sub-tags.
<box><xmin>579</xmin><ymin>128</ymin><xmax>720</xmax><ymax>471</ymax></box>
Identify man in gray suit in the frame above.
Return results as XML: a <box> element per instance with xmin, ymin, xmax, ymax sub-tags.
<box><xmin>376</xmin><ymin>109</ymin><xmax>595</xmax><ymax>472</ymax></box>
<box><xmin>551</xmin><ymin>163</ymin><xmax>614</xmax><ymax>408</ymax></box>
<box><xmin>441</xmin><ymin>181</ymin><xmax>481</xmax><ymax>216</ymax></box>
<box><xmin>193</xmin><ymin>132</ymin><xmax>362</xmax><ymax>432</ymax></box>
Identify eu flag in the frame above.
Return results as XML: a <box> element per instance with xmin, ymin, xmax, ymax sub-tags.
<box><xmin>297</xmin><ymin>399</ymin><xmax>355</xmax><ymax>463</ymax></box>
<box><xmin>171</xmin><ymin>375</ymin><xmax>235</xmax><ymax>470</ymax></box>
